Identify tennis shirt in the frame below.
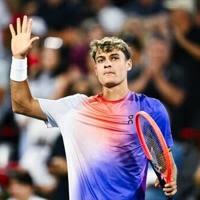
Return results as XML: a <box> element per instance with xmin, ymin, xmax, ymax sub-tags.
<box><xmin>38</xmin><ymin>91</ymin><xmax>173</xmax><ymax>200</ymax></box>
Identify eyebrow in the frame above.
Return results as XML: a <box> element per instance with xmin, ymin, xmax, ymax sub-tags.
<box><xmin>96</xmin><ymin>53</ymin><xmax>120</xmax><ymax>60</ymax></box>
<box><xmin>110</xmin><ymin>53</ymin><xmax>120</xmax><ymax>57</ymax></box>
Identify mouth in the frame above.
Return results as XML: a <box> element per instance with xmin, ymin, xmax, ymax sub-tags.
<box><xmin>104</xmin><ymin>72</ymin><xmax>115</xmax><ymax>75</ymax></box>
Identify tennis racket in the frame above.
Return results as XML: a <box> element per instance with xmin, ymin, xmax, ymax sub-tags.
<box><xmin>134</xmin><ymin>111</ymin><xmax>174</xmax><ymax>200</ymax></box>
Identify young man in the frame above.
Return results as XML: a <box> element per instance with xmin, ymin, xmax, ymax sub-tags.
<box><xmin>9</xmin><ymin>16</ymin><xmax>177</xmax><ymax>200</ymax></box>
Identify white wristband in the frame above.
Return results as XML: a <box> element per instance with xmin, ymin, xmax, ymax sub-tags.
<box><xmin>10</xmin><ymin>57</ymin><xmax>28</xmax><ymax>82</ymax></box>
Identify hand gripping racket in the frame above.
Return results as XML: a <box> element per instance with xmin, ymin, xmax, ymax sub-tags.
<box><xmin>134</xmin><ymin>111</ymin><xmax>174</xmax><ymax>200</ymax></box>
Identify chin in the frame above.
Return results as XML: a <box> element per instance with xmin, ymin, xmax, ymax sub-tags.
<box><xmin>104</xmin><ymin>81</ymin><xmax>118</xmax><ymax>88</ymax></box>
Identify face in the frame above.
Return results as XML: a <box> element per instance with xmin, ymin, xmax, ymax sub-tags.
<box><xmin>8</xmin><ymin>180</ymin><xmax>32</xmax><ymax>199</ymax></box>
<box><xmin>94</xmin><ymin>49</ymin><xmax>132</xmax><ymax>88</ymax></box>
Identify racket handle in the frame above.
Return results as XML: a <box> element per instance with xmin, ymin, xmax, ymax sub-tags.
<box><xmin>149</xmin><ymin>162</ymin><xmax>174</xmax><ymax>200</ymax></box>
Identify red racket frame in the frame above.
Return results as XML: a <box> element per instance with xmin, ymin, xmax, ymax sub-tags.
<box><xmin>135</xmin><ymin>111</ymin><xmax>173</xmax><ymax>183</ymax></box>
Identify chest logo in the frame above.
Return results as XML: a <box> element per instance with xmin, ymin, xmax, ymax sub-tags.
<box><xmin>128</xmin><ymin>115</ymin><xmax>134</xmax><ymax>124</ymax></box>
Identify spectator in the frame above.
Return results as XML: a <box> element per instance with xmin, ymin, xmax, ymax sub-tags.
<box><xmin>195</xmin><ymin>1</ymin><xmax>200</xmax><ymax>27</ymax></box>
<box><xmin>122</xmin><ymin>0</ymin><xmax>165</xmax><ymax>17</ymax></box>
<box><xmin>129</xmin><ymin>34</ymin><xmax>186</xmax><ymax>137</ymax></box>
<box><xmin>47</xmin><ymin>134</ymin><xmax>69</xmax><ymax>200</ymax></box>
<box><xmin>37</xmin><ymin>0</ymin><xmax>83</xmax><ymax>31</ymax></box>
<box><xmin>164</xmin><ymin>0</ymin><xmax>200</xmax><ymax>130</ymax></box>
<box><xmin>175</xmin><ymin>141</ymin><xmax>200</xmax><ymax>200</ymax></box>
<box><xmin>194</xmin><ymin>160</ymin><xmax>200</xmax><ymax>199</ymax></box>
<box><xmin>16</xmin><ymin>37</ymin><xmax>70</xmax><ymax>196</ymax></box>
<box><xmin>7</xmin><ymin>170</ymin><xmax>47</xmax><ymax>200</ymax></box>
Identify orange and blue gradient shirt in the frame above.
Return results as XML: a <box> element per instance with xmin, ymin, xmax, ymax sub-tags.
<box><xmin>38</xmin><ymin>92</ymin><xmax>173</xmax><ymax>200</ymax></box>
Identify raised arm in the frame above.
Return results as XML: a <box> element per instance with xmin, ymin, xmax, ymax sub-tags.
<box><xmin>9</xmin><ymin>16</ymin><xmax>47</xmax><ymax>120</ymax></box>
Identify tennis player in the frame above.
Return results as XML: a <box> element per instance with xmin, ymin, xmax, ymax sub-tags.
<box><xmin>9</xmin><ymin>16</ymin><xmax>177</xmax><ymax>200</ymax></box>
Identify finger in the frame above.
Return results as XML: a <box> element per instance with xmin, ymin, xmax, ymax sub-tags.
<box><xmin>164</xmin><ymin>188</ymin><xmax>177</xmax><ymax>196</ymax></box>
<box><xmin>9</xmin><ymin>24</ymin><xmax>16</xmax><ymax>37</ymax></box>
<box><xmin>27</xmin><ymin>18</ymin><xmax>32</xmax><ymax>35</ymax></box>
<box><xmin>154</xmin><ymin>179</ymin><xmax>161</xmax><ymax>188</ymax></box>
<box><xmin>22</xmin><ymin>15</ymin><xmax>28</xmax><ymax>33</ymax></box>
<box><xmin>163</xmin><ymin>183</ymin><xmax>177</xmax><ymax>190</ymax></box>
<box><xmin>17</xmin><ymin>17</ymin><xmax>21</xmax><ymax>34</ymax></box>
<box><xmin>163</xmin><ymin>186</ymin><xmax>177</xmax><ymax>192</ymax></box>
<box><xmin>154</xmin><ymin>182</ymin><xmax>160</xmax><ymax>188</ymax></box>
<box><xmin>29</xmin><ymin>36</ymin><xmax>39</xmax><ymax>45</ymax></box>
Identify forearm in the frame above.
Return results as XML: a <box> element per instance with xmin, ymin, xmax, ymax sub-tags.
<box><xmin>194</xmin><ymin>166</ymin><xmax>200</xmax><ymax>186</ymax></box>
<box><xmin>10</xmin><ymin>57</ymin><xmax>32</xmax><ymax>113</ymax></box>
<box><xmin>154</xmin><ymin>75</ymin><xmax>185</xmax><ymax>106</ymax></box>
<box><xmin>11</xmin><ymin>79</ymin><xmax>34</xmax><ymax>114</ymax></box>
<box><xmin>173</xmin><ymin>159</ymin><xmax>178</xmax><ymax>182</ymax></box>
<box><xmin>10</xmin><ymin>57</ymin><xmax>46</xmax><ymax>120</ymax></box>
<box><xmin>170</xmin><ymin>151</ymin><xmax>177</xmax><ymax>182</ymax></box>
<box><xmin>177</xmin><ymin>37</ymin><xmax>200</xmax><ymax>60</ymax></box>
<box><xmin>129</xmin><ymin>73</ymin><xmax>150</xmax><ymax>92</ymax></box>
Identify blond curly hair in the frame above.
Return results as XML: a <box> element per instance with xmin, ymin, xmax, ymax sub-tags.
<box><xmin>90</xmin><ymin>37</ymin><xmax>132</xmax><ymax>61</ymax></box>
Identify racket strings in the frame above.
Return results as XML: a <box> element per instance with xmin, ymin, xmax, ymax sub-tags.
<box><xmin>142</xmin><ymin>120</ymin><xmax>167</xmax><ymax>174</ymax></box>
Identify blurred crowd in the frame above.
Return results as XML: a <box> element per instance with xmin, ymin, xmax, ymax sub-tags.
<box><xmin>0</xmin><ymin>0</ymin><xmax>200</xmax><ymax>199</ymax></box>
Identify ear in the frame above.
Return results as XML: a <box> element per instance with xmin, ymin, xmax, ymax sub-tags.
<box><xmin>127</xmin><ymin>59</ymin><xmax>132</xmax><ymax>71</ymax></box>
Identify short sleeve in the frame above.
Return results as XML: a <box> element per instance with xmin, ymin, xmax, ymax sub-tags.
<box><xmin>150</xmin><ymin>100</ymin><xmax>174</xmax><ymax>148</ymax></box>
<box><xmin>38</xmin><ymin>94</ymin><xmax>88</xmax><ymax>128</ymax></box>
<box><xmin>141</xmin><ymin>96</ymin><xmax>174</xmax><ymax>148</ymax></box>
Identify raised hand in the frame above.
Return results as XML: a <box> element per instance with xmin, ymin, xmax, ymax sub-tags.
<box><xmin>9</xmin><ymin>15</ymin><xmax>39</xmax><ymax>59</ymax></box>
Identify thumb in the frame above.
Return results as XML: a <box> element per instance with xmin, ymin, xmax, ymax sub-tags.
<box><xmin>154</xmin><ymin>178</ymin><xmax>160</xmax><ymax>188</ymax></box>
<box><xmin>29</xmin><ymin>36</ymin><xmax>39</xmax><ymax>45</ymax></box>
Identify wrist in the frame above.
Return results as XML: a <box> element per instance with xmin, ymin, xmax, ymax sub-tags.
<box><xmin>13</xmin><ymin>54</ymin><xmax>26</xmax><ymax>59</ymax></box>
<box><xmin>10</xmin><ymin>57</ymin><xmax>28</xmax><ymax>81</ymax></box>
<box><xmin>153</xmin><ymin>71</ymin><xmax>163</xmax><ymax>80</ymax></box>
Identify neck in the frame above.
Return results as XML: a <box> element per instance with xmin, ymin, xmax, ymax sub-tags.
<box><xmin>102</xmin><ymin>80</ymin><xmax>129</xmax><ymax>101</ymax></box>
<box><xmin>17</xmin><ymin>194</ymin><xmax>31</xmax><ymax>200</ymax></box>
<box><xmin>16</xmin><ymin>190</ymin><xmax>33</xmax><ymax>200</ymax></box>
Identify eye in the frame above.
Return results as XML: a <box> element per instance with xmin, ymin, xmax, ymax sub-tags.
<box><xmin>111</xmin><ymin>56</ymin><xmax>119</xmax><ymax>61</ymax></box>
<box><xmin>96</xmin><ymin>58</ymin><xmax>104</xmax><ymax>63</ymax></box>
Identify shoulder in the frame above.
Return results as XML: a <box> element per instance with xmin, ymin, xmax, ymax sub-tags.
<box><xmin>134</xmin><ymin>92</ymin><xmax>167</xmax><ymax>114</ymax></box>
<box><xmin>134</xmin><ymin>92</ymin><xmax>162</xmax><ymax>108</ymax></box>
<box><xmin>38</xmin><ymin>93</ymin><xmax>89</xmax><ymax>115</ymax></box>
<box><xmin>60</xmin><ymin>93</ymin><xmax>88</xmax><ymax>101</ymax></box>
<box><xmin>57</xmin><ymin>93</ymin><xmax>88</xmax><ymax>105</ymax></box>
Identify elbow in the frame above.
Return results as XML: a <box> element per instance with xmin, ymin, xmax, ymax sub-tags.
<box><xmin>11</xmin><ymin>100</ymin><xmax>20</xmax><ymax>113</ymax></box>
<box><xmin>12</xmin><ymin>106</ymin><xmax>18</xmax><ymax>113</ymax></box>
<box><xmin>12</xmin><ymin>106</ymin><xmax>22</xmax><ymax>114</ymax></box>
<box><xmin>11</xmin><ymin>103</ymin><xmax>23</xmax><ymax>114</ymax></box>
<box><xmin>172</xmin><ymin>97</ymin><xmax>184</xmax><ymax>107</ymax></box>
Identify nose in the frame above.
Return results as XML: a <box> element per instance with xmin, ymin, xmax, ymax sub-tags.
<box><xmin>104</xmin><ymin>64</ymin><xmax>111</xmax><ymax>69</ymax></box>
<box><xmin>104</xmin><ymin>60</ymin><xmax>112</xmax><ymax>69</ymax></box>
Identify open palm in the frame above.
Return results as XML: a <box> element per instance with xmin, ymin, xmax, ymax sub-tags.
<box><xmin>9</xmin><ymin>15</ymin><xmax>39</xmax><ymax>58</ymax></box>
